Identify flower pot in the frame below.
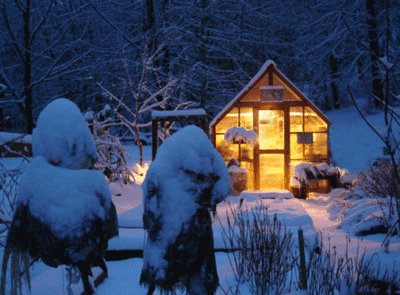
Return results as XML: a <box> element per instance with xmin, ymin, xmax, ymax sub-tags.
<box><xmin>228</xmin><ymin>165</ymin><xmax>249</xmax><ymax>195</ymax></box>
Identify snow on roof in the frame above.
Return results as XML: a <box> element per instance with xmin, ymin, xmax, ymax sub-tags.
<box><xmin>32</xmin><ymin>98</ymin><xmax>97</xmax><ymax>169</ymax></box>
<box><xmin>151</xmin><ymin>109</ymin><xmax>206</xmax><ymax>120</ymax></box>
<box><xmin>17</xmin><ymin>156</ymin><xmax>112</xmax><ymax>241</ymax></box>
<box><xmin>209</xmin><ymin>60</ymin><xmax>330</xmax><ymax>133</ymax></box>
<box><xmin>260</xmin><ymin>85</ymin><xmax>284</xmax><ymax>90</ymax></box>
<box><xmin>273</xmin><ymin>63</ymin><xmax>330</xmax><ymax>124</ymax></box>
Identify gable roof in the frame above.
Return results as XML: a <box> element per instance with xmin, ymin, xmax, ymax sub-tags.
<box><xmin>210</xmin><ymin>60</ymin><xmax>331</xmax><ymax>133</ymax></box>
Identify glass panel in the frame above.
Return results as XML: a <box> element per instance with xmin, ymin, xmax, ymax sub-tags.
<box><xmin>259</xmin><ymin>110</ymin><xmax>284</xmax><ymax>150</ymax></box>
<box><xmin>290</xmin><ymin>160</ymin><xmax>303</xmax><ymax>167</ymax></box>
<box><xmin>259</xmin><ymin>154</ymin><xmax>285</xmax><ymax>190</ymax></box>
<box><xmin>304</xmin><ymin>107</ymin><xmax>328</xmax><ymax>132</ymax></box>
<box><xmin>216</xmin><ymin>134</ymin><xmax>238</xmax><ymax>161</ymax></box>
<box><xmin>290</xmin><ymin>107</ymin><xmax>303</xmax><ymax>132</ymax></box>
<box><xmin>304</xmin><ymin>133</ymin><xmax>328</xmax><ymax>161</ymax></box>
<box><xmin>241</xmin><ymin>161</ymin><xmax>254</xmax><ymax>191</ymax></box>
<box><xmin>273</xmin><ymin>76</ymin><xmax>301</xmax><ymax>101</ymax></box>
<box><xmin>215</xmin><ymin>108</ymin><xmax>238</xmax><ymax>134</ymax></box>
<box><xmin>290</xmin><ymin>133</ymin><xmax>303</xmax><ymax>160</ymax></box>
<box><xmin>240</xmin><ymin>107</ymin><xmax>253</xmax><ymax>130</ymax></box>
<box><xmin>240</xmin><ymin>143</ymin><xmax>253</xmax><ymax>160</ymax></box>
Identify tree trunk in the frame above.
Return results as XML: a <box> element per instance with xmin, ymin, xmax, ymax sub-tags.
<box><xmin>199</xmin><ymin>0</ymin><xmax>209</xmax><ymax>108</ymax></box>
<box><xmin>23</xmin><ymin>0</ymin><xmax>34</xmax><ymax>134</ymax></box>
<box><xmin>329</xmin><ymin>53</ymin><xmax>340</xmax><ymax>109</ymax></box>
<box><xmin>366</xmin><ymin>0</ymin><xmax>384</xmax><ymax>108</ymax></box>
<box><xmin>146</xmin><ymin>0</ymin><xmax>155</xmax><ymax>34</ymax></box>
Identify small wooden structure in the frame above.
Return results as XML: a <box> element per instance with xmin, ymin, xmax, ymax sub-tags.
<box><xmin>0</xmin><ymin>132</ymin><xmax>32</xmax><ymax>158</ymax></box>
<box><xmin>210</xmin><ymin>61</ymin><xmax>331</xmax><ymax>191</ymax></box>
<box><xmin>151</xmin><ymin>109</ymin><xmax>207</xmax><ymax>160</ymax></box>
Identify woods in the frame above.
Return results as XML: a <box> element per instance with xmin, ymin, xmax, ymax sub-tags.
<box><xmin>1</xmin><ymin>0</ymin><xmax>399</xmax><ymax>134</ymax></box>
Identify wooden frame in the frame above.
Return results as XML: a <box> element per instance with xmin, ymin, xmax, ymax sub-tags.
<box><xmin>151</xmin><ymin>109</ymin><xmax>207</xmax><ymax>160</ymax></box>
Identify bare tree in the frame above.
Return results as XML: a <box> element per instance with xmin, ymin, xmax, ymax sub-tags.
<box><xmin>346</xmin><ymin>0</ymin><xmax>400</xmax><ymax>240</ymax></box>
<box><xmin>97</xmin><ymin>46</ymin><xmax>192</xmax><ymax>167</ymax></box>
<box><xmin>0</xmin><ymin>0</ymin><xmax>101</xmax><ymax>133</ymax></box>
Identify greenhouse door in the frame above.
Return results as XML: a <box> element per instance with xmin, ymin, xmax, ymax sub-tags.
<box><xmin>255</xmin><ymin>108</ymin><xmax>288</xmax><ymax>190</ymax></box>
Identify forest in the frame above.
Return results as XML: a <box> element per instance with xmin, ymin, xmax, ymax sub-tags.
<box><xmin>0</xmin><ymin>0</ymin><xmax>399</xmax><ymax>136</ymax></box>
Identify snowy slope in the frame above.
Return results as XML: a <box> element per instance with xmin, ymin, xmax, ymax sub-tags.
<box><xmin>328</xmin><ymin>105</ymin><xmax>393</xmax><ymax>172</ymax></box>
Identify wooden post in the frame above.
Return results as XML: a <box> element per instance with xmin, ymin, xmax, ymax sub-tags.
<box><xmin>298</xmin><ymin>227</ymin><xmax>307</xmax><ymax>290</ymax></box>
<box><xmin>201</xmin><ymin>116</ymin><xmax>207</xmax><ymax>135</ymax></box>
<box><xmin>0</xmin><ymin>90</ymin><xmax>4</xmax><ymax>131</ymax></box>
<box><xmin>0</xmin><ymin>107</ymin><xmax>3</xmax><ymax>132</ymax></box>
<box><xmin>152</xmin><ymin>120</ymin><xmax>158</xmax><ymax>160</ymax></box>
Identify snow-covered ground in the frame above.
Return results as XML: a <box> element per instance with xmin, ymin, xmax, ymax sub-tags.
<box><xmin>1</xmin><ymin>104</ymin><xmax>400</xmax><ymax>294</ymax></box>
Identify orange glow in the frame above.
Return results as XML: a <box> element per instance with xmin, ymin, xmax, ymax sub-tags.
<box><xmin>214</xmin><ymin>101</ymin><xmax>329</xmax><ymax>191</ymax></box>
<box><xmin>259</xmin><ymin>110</ymin><xmax>284</xmax><ymax>150</ymax></box>
<box><xmin>259</xmin><ymin>154</ymin><xmax>285</xmax><ymax>190</ymax></box>
<box><xmin>215</xmin><ymin>108</ymin><xmax>238</xmax><ymax>133</ymax></box>
<box><xmin>304</xmin><ymin>107</ymin><xmax>328</xmax><ymax>132</ymax></box>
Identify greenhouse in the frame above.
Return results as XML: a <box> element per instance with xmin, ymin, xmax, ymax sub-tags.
<box><xmin>210</xmin><ymin>61</ymin><xmax>331</xmax><ymax>191</ymax></box>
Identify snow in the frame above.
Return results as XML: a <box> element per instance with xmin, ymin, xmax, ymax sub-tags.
<box><xmin>141</xmin><ymin>125</ymin><xmax>230</xmax><ymax>281</ymax></box>
<box><xmin>240</xmin><ymin>190</ymin><xmax>294</xmax><ymax>200</ymax></box>
<box><xmin>0</xmin><ymin>132</ymin><xmax>31</xmax><ymax>144</ymax></box>
<box><xmin>227</xmin><ymin>165</ymin><xmax>249</xmax><ymax>173</ymax></box>
<box><xmin>379</xmin><ymin>56</ymin><xmax>394</xmax><ymax>70</ymax></box>
<box><xmin>17</xmin><ymin>156</ymin><xmax>112</xmax><ymax>241</ymax></box>
<box><xmin>290</xmin><ymin>162</ymin><xmax>340</xmax><ymax>188</ymax></box>
<box><xmin>224</xmin><ymin>126</ymin><xmax>258</xmax><ymax>147</ymax></box>
<box><xmin>209</xmin><ymin>60</ymin><xmax>276</xmax><ymax>132</ymax></box>
<box><xmin>262</xmin><ymin>85</ymin><xmax>284</xmax><ymax>90</ymax></box>
<box><xmin>2</xmin><ymin>103</ymin><xmax>400</xmax><ymax>294</ymax></box>
<box><xmin>151</xmin><ymin>109</ymin><xmax>206</xmax><ymax>119</ymax></box>
<box><xmin>32</xmin><ymin>98</ymin><xmax>97</xmax><ymax>169</ymax></box>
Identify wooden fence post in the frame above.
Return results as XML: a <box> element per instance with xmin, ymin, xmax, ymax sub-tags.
<box><xmin>298</xmin><ymin>227</ymin><xmax>307</xmax><ymax>290</ymax></box>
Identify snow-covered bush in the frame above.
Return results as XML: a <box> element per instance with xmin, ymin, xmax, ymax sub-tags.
<box><xmin>304</xmin><ymin>235</ymin><xmax>399</xmax><ymax>295</ymax></box>
<box><xmin>141</xmin><ymin>125</ymin><xmax>230</xmax><ymax>294</ymax></box>
<box><xmin>351</xmin><ymin>158</ymin><xmax>399</xmax><ymax>236</ymax></box>
<box><xmin>1</xmin><ymin>98</ymin><xmax>119</xmax><ymax>295</ymax></box>
<box><xmin>355</xmin><ymin>157</ymin><xmax>397</xmax><ymax>199</ymax></box>
<box><xmin>224</xmin><ymin>126</ymin><xmax>258</xmax><ymax>147</ymax></box>
<box><xmin>33</xmin><ymin>98</ymin><xmax>97</xmax><ymax>170</ymax></box>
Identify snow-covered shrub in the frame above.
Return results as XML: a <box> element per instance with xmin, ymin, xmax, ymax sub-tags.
<box><xmin>141</xmin><ymin>126</ymin><xmax>230</xmax><ymax>294</ymax></box>
<box><xmin>304</xmin><ymin>235</ymin><xmax>399</xmax><ymax>295</ymax></box>
<box><xmin>224</xmin><ymin>126</ymin><xmax>258</xmax><ymax>147</ymax></box>
<box><xmin>220</xmin><ymin>203</ymin><xmax>295</xmax><ymax>295</ymax></box>
<box><xmin>351</xmin><ymin>158</ymin><xmax>399</xmax><ymax>236</ymax></box>
<box><xmin>33</xmin><ymin>98</ymin><xmax>97</xmax><ymax>170</ymax></box>
<box><xmin>356</xmin><ymin>157</ymin><xmax>396</xmax><ymax>199</ymax></box>
<box><xmin>85</xmin><ymin>107</ymin><xmax>135</xmax><ymax>184</ymax></box>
